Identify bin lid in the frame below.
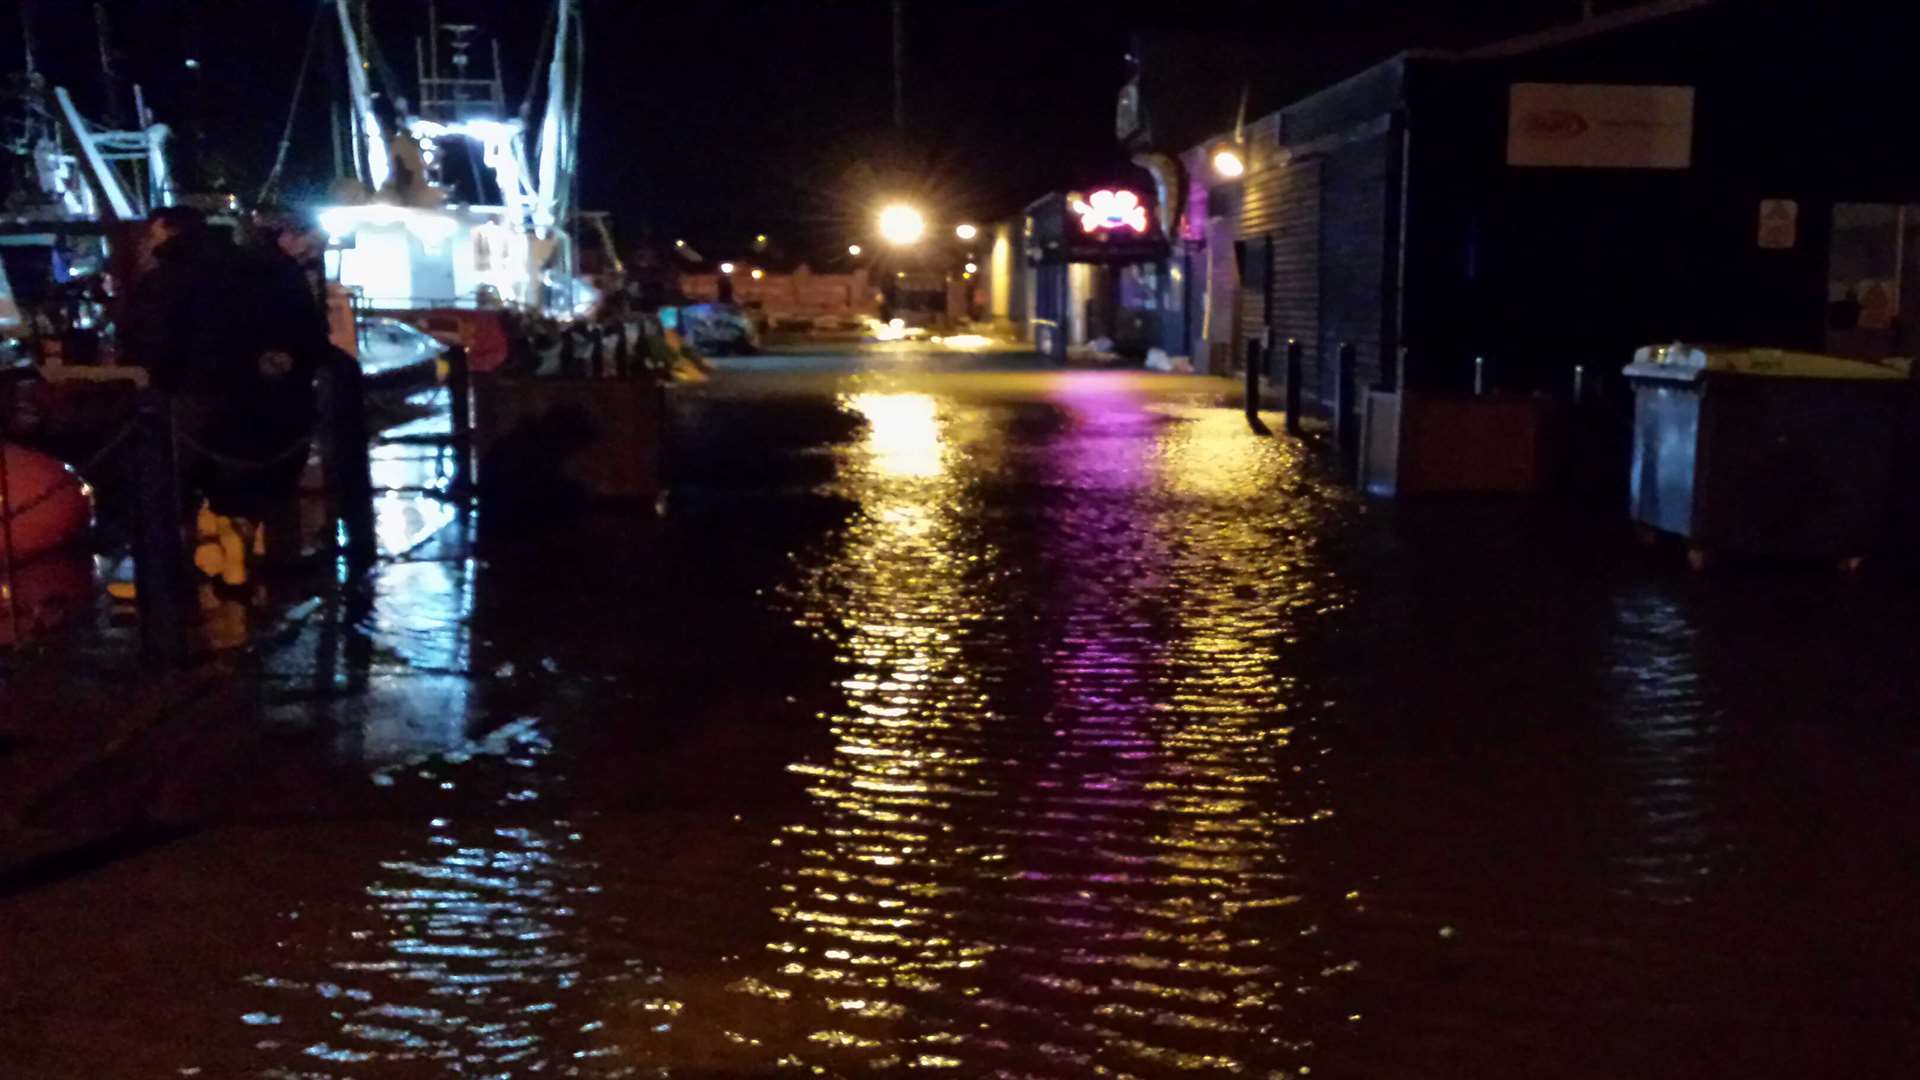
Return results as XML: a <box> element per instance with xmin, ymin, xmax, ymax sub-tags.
<box><xmin>1627</xmin><ymin>343</ymin><xmax>1912</xmax><ymax>380</ymax></box>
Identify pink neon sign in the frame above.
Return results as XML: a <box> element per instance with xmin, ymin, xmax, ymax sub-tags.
<box><xmin>1071</xmin><ymin>189</ymin><xmax>1148</xmax><ymax>234</ymax></box>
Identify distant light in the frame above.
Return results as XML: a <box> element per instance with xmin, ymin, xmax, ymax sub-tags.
<box><xmin>674</xmin><ymin>239</ymin><xmax>687</xmax><ymax>248</ymax></box>
<box><xmin>719</xmin><ymin>262</ymin><xmax>736</xmax><ymax>274</ymax></box>
<box><xmin>184</xmin><ymin>59</ymin><xmax>201</xmax><ymax>70</ymax></box>
<box><xmin>750</xmin><ymin>268</ymin><xmax>765</xmax><ymax>280</ymax></box>
<box><xmin>847</xmin><ymin>244</ymin><xmax>863</xmax><ymax>256</ymax></box>
<box><xmin>1212</xmin><ymin>147</ymin><xmax>1246</xmax><ymax>179</ymax></box>
<box><xmin>942</xmin><ymin>334</ymin><xmax>992</xmax><ymax>350</ymax></box>
<box><xmin>755</xmin><ymin>234</ymin><xmax>767</xmax><ymax>244</ymax></box>
<box><xmin>896</xmin><ymin>271</ymin><xmax>906</xmax><ymax>278</ymax></box>
<box><xmin>964</xmin><ymin>262</ymin><xmax>978</xmax><ymax>274</ymax></box>
<box><xmin>878</xmin><ymin>204</ymin><xmax>926</xmax><ymax>245</ymax></box>
<box><xmin>1071</xmin><ymin>189</ymin><xmax>1148</xmax><ymax>234</ymax></box>
<box><xmin>890</xmin><ymin>318</ymin><xmax>905</xmax><ymax>329</ymax></box>
<box><xmin>955</xmin><ymin>223</ymin><xmax>977</xmax><ymax>240</ymax></box>
<box><xmin>963</xmin><ymin>272</ymin><xmax>974</xmax><ymax>279</ymax></box>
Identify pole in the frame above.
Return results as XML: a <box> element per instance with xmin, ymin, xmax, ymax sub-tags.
<box><xmin>93</xmin><ymin>2</ymin><xmax>122</xmax><ymax>128</ymax></box>
<box><xmin>1</xmin><ymin>386</ymin><xmax>20</xmax><ymax>650</ymax></box>
<box><xmin>1244</xmin><ymin>337</ymin><xmax>1263</xmax><ymax>426</ymax></box>
<box><xmin>130</xmin><ymin>393</ymin><xmax>191</xmax><ymax>666</ymax></box>
<box><xmin>1284</xmin><ymin>338</ymin><xmax>1303</xmax><ymax>436</ymax></box>
<box><xmin>447</xmin><ymin>344</ymin><xmax>473</xmax><ymax>501</ymax></box>
<box><xmin>891</xmin><ymin>0</ymin><xmax>906</xmax><ymax>133</ymax></box>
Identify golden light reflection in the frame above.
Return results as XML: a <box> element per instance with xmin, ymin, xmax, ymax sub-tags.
<box><xmin>845</xmin><ymin>392</ymin><xmax>945</xmax><ymax>479</ymax></box>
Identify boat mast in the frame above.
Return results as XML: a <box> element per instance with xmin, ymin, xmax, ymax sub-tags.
<box><xmin>333</xmin><ymin>0</ymin><xmax>390</xmax><ymax>192</ymax></box>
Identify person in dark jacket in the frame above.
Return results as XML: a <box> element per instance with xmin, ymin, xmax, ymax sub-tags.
<box><xmin>121</xmin><ymin>206</ymin><xmax>327</xmax><ymax>584</ymax></box>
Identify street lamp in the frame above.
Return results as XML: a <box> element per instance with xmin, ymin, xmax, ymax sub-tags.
<box><xmin>955</xmin><ymin>223</ymin><xmax>977</xmax><ymax>240</ymax></box>
<box><xmin>878</xmin><ymin>203</ymin><xmax>926</xmax><ymax>245</ymax></box>
<box><xmin>848</xmin><ymin>243</ymin><xmax>863</xmax><ymax>256</ymax></box>
<box><xmin>1212</xmin><ymin>146</ymin><xmax>1246</xmax><ymax>179</ymax></box>
<box><xmin>750</xmin><ymin>268</ymin><xmax>765</xmax><ymax>280</ymax></box>
<box><xmin>964</xmin><ymin>261</ymin><xmax>978</xmax><ymax>274</ymax></box>
<box><xmin>719</xmin><ymin>261</ymin><xmax>736</xmax><ymax>274</ymax></box>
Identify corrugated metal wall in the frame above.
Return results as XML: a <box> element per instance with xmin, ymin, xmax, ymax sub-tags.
<box><xmin>1316</xmin><ymin>133</ymin><xmax>1392</xmax><ymax>403</ymax></box>
<box><xmin>1266</xmin><ymin>160</ymin><xmax>1322</xmax><ymax>394</ymax></box>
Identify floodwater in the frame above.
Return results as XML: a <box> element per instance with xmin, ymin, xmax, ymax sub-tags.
<box><xmin>3</xmin><ymin>347</ymin><xmax>1918</xmax><ymax>1078</ymax></box>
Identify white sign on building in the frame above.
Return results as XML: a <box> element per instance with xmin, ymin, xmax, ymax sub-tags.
<box><xmin>1506</xmin><ymin>83</ymin><xmax>1695</xmax><ymax>169</ymax></box>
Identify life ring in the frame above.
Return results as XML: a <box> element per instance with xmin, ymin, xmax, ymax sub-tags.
<box><xmin>1</xmin><ymin>442</ymin><xmax>94</xmax><ymax>562</ymax></box>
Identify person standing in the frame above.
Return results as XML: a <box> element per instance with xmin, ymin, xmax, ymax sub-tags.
<box><xmin>121</xmin><ymin>206</ymin><xmax>324</xmax><ymax>589</ymax></box>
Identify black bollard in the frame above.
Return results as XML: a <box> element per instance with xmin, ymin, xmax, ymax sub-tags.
<box><xmin>130</xmin><ymin>393</ymin><xmax>192</xmax><ymax>666</ymax></box>
<box><xmin>589</xmin><ymin>328</ymin><xmax>605</xmax><ymax>378</ymax></box>
<box><xmin>1244</xmin><ymin>338</ymin><xmax>1264</xmax><ymax>425</ymax></box>
<box><xmin>558</xmin><ymin>331</ymin><xmax>580</xmax><ymax>378</ymax></box>
<box><xmin>447</xmin><ymin>344</ymin><xmax>473</xmax><ymax>501</ymax></box>
<box><xmin>1335</xmin><ymin>342</ymin><xmax>1359</xmax><ymax>458</ymax></box>
<box><xmin>1284</xmin><ymin>338</ymin><xmax>1304</xmax><ymax>436</ymax></box>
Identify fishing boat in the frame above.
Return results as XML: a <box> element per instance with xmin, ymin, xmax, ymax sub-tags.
<box><xmin>318</xmin><ymin>0</ymin><xmax>600</xmax><ymax>374</ymax></box>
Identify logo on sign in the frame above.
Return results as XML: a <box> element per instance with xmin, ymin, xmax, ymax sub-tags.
<box><xmin>1520</xmin><ymin>109</ymin><xmax>1590</xmax><ymax>139</ymax></box>
<box><xmin>1070</xmin><ymin>189</ymin><xmax>1148</xmax><ymax>234</ymax></box>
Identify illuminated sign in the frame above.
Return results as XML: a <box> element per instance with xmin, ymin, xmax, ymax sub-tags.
<box><xmin>1071</xmin><ymin>189</ymin><xmax>1148</xmax><ymax>234</ymax></box>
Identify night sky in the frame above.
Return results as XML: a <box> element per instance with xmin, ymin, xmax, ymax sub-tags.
<box><xmin>5</xmin><ymin>0</ymin><xmax>1600</xmax><ymax>261</ymax></box>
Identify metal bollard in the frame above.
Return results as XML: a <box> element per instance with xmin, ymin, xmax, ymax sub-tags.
<box><xmin>1244</xmin><ymin>338</ymin><xmax>1264</xmax><ymax>425</ymax></box>
<box><xmin>1284</xmin><ymin>339</ymin><xmax>1304</xmax><ymax>436</ymax></box>
<box><xmin>614</xmin><ymin>324</ymin><xmax>632</xmax><ymax>378</ymax></box>
<box><xmin>1572</xmin><ymin>363</ymin><xmax>1586</xmax><ymax>405</ymax></box>
<box><xmin>130</xmin><ymin>394</ymin><xmax>192</xmax><ymax>666</ymax></box>
<box><xmin>1474</xmin><ymin>355</ymin><xmax>1487</xmax><ymax>396</ymax></box>
<box><xmin>1335</xmin><ymin>342</ymin><xmax>1359</xmax><ymax>457</ymax></box>
<box><xmin>588</xmin><ymin>328</ymin><xmax>605</xmax><ymax>378</ymax></box>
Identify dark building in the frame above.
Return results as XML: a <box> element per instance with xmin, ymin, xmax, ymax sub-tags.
<box><xmin>1167</xmin><ymin>0</ymin><xmax>1920</xmax><ymax>489</ymax></box>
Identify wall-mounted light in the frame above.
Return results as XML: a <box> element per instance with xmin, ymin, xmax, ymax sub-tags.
<box><xmin>1212</xmin><ymin>146</ymin><xmax>1246</xmax><ymax>179</ymax></box>
<box><xmin>719</xmin><ymin>262</ymin><xmax>736</xmax><ymax>274</ymax></box>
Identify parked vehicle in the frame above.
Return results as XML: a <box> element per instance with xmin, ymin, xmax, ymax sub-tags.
<box><xmin>677</xmin><ymin>302</ymin><xmax>760</xmax><ymax>356</ymax></box>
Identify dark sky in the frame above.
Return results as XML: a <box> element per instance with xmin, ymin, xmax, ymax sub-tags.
<box><xmin>5</xmin><ymin>0</ymin><xmax>1601</xmax><ymax>261</ymax></box>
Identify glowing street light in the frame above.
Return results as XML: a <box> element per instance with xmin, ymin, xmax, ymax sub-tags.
<box><xmin>847</xmin><ymin>243</ymin><xmax>863</xmax><ymax>256</ymax></box>
<box><xmin>750</xmin><ymin>268</ymin><xmax>765</xmax><ymax>280</ymax></box>
<box><xmin>878</xmin><ymin>203</ymin><xmax>926</xmax><ymax>245</ymax></box>
<box><xmin>1212</xmin><ymin>146</ymin><xmax>1246</xmax><ymax>179</ymax></box>
<box><xmin>674</xmin><ymin>239</ymin><xmax>687</xmax><ymax>248</ymax></box>
<box><xmin>955</xmin><ymin>223</ymin><xmax>977</xmax><ymax>240</ymax></box>
<box><xmin>964</xmin><ymin>262</ymin><xmax>978</xmax><ymax>274</ymax></box>
<box><xmin>719</xmin><ymin>261</ymin><xmax>736</xmax><ymax>274</ymax></box>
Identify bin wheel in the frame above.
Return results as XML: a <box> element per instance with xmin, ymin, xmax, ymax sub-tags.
<box><xmin>1686</xmin><ymin>546</ymin><xmax>1711</xmax><ymax>572</ymax></box>
<box><xmin>1839</xmin><ymin>555</ymin><xmax>1866</xmax><ymax>576</ymax></box>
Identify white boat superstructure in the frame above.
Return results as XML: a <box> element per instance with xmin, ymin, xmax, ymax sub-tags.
<box><xmin>320</xmin><ymin>0</ymin><xmax>595</xmax><ymax>321</ymax></box>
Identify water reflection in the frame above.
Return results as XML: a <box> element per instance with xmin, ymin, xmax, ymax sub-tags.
<box><xmin>1602</xmin><ymin>587</ymin><xmax>1731</xmax><ymax>902</ymax></box>
<box><xmin>683</xmin><ymin>376</ymin><xmax>1357</xmax><ymax>1073</ymax></box>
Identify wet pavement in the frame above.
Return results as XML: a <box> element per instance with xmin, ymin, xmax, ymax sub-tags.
<box><xmin>3</xmin><ymin>345</ymin><xmax>1918</xmax><ymax>1078</ymax></box>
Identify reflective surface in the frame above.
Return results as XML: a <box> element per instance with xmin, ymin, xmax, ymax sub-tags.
<box><xmin>3</xmin><ymin>350</ymin><xmax>1918</xmax><ymax>1078</ymax></box>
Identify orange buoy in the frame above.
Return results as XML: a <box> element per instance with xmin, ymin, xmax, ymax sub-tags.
<box><xmin>1</xmin><ymin>442</ymin><xmax>93</xmax><ymax>562</ymax></box>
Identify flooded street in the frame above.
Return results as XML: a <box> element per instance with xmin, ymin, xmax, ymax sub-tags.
<box><xmin>4</xmin><ymin>347</ymin><xmax>1918</xmax><ymax>1078</ymax></box>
